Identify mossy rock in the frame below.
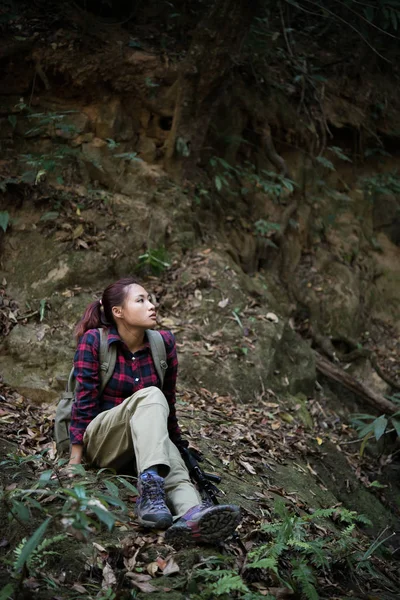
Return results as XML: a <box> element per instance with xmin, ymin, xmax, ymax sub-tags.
<box><xmin>284</xmin><ymin>393</ymin><xmax>314</xmax><ymax>429</ymax></box>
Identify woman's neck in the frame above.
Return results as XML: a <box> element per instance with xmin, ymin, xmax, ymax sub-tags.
<box><xmin>116</xmin><ymin>324</ymin><xmax>145</xmax><ymax>353</ymax></box>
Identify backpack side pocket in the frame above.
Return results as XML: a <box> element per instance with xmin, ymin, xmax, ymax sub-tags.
<box><xmin>54</xmin><ymin>391</ymin><xmax>74</xmax><ymax>456</ymax></box>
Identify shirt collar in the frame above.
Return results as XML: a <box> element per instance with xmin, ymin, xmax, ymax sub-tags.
<box><xmin>107</xmin><ymin>326</ymin><xmax>121</xmax><ymax>346</ymax></box>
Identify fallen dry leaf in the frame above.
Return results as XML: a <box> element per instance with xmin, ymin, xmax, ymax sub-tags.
<box><xmin>72</xmin><ymin>583</ymin><xmax>87</xmax><ymax>594</ymax></box>
<box><xmin>307</xmin><ymin>462</ymin><xmax>318</xmax><ymax>476</ymax></box>
<box><xmin>146</xmin><ymin>561</ymin><xmax>160</xmax><ymax>577</ymax></box>
<box><xmin>102</xmin><ymin>563</ymin><xmax>117</xmax><ymax>588</ymax></box>
<box><xmin>93</xmin><ymin>542</ymin><xmax>107</xmax><ymax>553</ymax></box>
<box><xmin>126</xmin><ymin>572</ymin><xmax>158</xmax><ymax>593</ymax></box>
<box><xmin>156</xmin><ymin>557</ymin><xmax>167</xmax><ymax>571</ymax></box>
<box><xmin>162</xmin><ymin>557</ymin><xmax>180</xmax><ymax>576</ymax></box>
<box><xmin>123</xmin><ymin>546</ymin><xmax>141</xmax><ymax>572</ymax></box>
<box><xmin>218</xmin><ymin>298</ymin><xmax>230</xmax><ymax>308</ymax></box>
<box><xmin>267</xmin><ymin>587</ymin><xmax>294</xmax><ymax>599</ymax></box>
<box><xmin>72</xmin><ymin>223</ymin><xmax>84</xmax><ymax>239</ymax></box>
<box><xmin>239</xmin><ymin>460</ymin><xmax>257</xmax><ymax>475</ymax></box>
<box><xmin>266</xmin><ymin>312</ymin><xmax>279</xmax><ymax>323</ymax></box>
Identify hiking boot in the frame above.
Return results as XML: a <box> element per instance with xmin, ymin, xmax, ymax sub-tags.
<box><xmin>165</xmin><ymin>502</ymin><xmax>241</xmax><ymax>546</ymax></box>
<box><xmin>136</xmin><ymin>472</ymin><xmax>173</xmax><ymax>529</ymax></box>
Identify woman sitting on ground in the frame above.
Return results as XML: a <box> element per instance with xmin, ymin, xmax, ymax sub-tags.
<box><xmin>68</xmin><ymin>276</ymin><xmax>240</xmax><ymax>545</ymax></box>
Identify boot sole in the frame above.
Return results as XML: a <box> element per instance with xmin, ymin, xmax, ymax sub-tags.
<box><xmin>165</xmin><ymin>505</ymin><xmax>241</xmax><ymax>546</ymax></box>
<box><xmin>137</xmin><ymin>514</ymin><xmax>173</xmax><ymax>529</ymax></box>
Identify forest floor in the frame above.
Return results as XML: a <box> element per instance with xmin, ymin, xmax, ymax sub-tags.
<box><xmin>1</xmin><ymin>264</ymin><xmax>400</xmax><ymax>600</ymax></box>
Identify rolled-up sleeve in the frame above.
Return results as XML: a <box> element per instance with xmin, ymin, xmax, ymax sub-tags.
<box><xmin>70</xmin><ymin>329</ymin><xmax>101</xmax><ymax>445</ymax></box>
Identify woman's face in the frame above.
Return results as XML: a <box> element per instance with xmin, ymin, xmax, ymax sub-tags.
<box><xmin>112</xmin><ymin>284</ymin><xmax>157</xmax><ymax>329</ymax></box>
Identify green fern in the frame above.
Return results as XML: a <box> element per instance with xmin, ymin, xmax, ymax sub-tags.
<box><xmin>13</xmin><ymin>534</ymin><xmax>66</xmax><ymax>572</ymax></box>
<box><xmin>335</xmin><ymin>508</ymin><xmax>371</xmax><ymax>526</ymax></box>
<box><xmin>304</xmin><ymin>507</ymin><xmax>336</xmax><ymax>520</ymax></box>
<box><xmin>327</xmin><ymin>146</ymin><xmax>352</xmax><ymax>162</ymax></box>
<box><xmin>342</xmin><ymin>523</ymin><xmax>356</xmax><ymax>537</ymax></box>
<box><xmin>247</xmin><ymin>555</ymin><xmax>279</xmax><ymax>573</ymax></box>
<box><xmin>315</xmin><ymin>155</ymin><xmax>335</xmax><ymax>171</ymax></box>
<box><xmin>194</xmin><ymin>568</ymin><xmax>236</xmax><ymax>580</ymax></box>
<box><xmin>207</xmin><ymin>573</ymin><xmax>250</xmax><ymax>596</ymax></box>
<box><xmin>259</xmin><ymin>522</ymin><xmax>283</xmax><ymax>535</ymax></box>
<box><xmin>292</xmin><ymin>559</ymin><xmax>319</xmax><ymax>600</ymax></box>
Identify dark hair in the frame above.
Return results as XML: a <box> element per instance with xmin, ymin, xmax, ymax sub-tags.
<box><xmin>74</xmin><ymin>277</ymin><xmax>140</xmax><ymax>343</ymax></box>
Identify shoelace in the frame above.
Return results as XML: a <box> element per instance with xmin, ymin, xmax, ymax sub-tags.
<box><xmin>141</xmin><ymin>476</ymin><xmax>167</xmax><ymax>508</ymax></box>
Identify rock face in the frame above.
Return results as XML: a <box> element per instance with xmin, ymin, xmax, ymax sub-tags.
<box><xmin>0</xmin><ymin>230</ymin><xmax>317</xmax><ymax>402</ymax></box>
<box><xmin>1</xmin><ymin>323</ymin><xmax>74</xmax><ymax>403</ymax></box>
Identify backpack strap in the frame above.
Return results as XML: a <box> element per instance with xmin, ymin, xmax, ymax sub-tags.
<box><xmin>98</xmin><ymin>328</ymin><xmax>117</xmax><ymax>395</ymax></box>
<box><xmin>65</xmin><ymin>366</ymin><xmax>75</xmax><ymax>396</ymax></box>
<box><xmin>146</xmin><ymin>329</ymin><xmax>168</xmax><ymax>388</ymax></box>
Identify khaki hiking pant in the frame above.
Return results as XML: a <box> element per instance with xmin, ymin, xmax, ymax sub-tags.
<box><xmin>83</xmin><ymin>386</ymin><xmax>201</xmax><ymax>518</ymax></box>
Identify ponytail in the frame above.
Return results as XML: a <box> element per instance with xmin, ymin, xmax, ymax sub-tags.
<box><xmin>74</xmin><ymin>299</ymin><xmax>111</xmax><ymax>343</ymax></box>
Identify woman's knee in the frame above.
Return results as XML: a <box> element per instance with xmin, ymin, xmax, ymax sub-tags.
<box><xmin>124</xmin><ymin>386</ymin><xmax>169</xmax><ymax>412</ymax></box>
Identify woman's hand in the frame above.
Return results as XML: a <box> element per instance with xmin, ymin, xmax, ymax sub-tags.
<box><xmin>68</xmin><ymin>444</ymin><xmax>84</xmax><ymax>466</ymax></box>
<box><xmin>51</xmin><ymin>445</ymin><xmax>84</xmax><ymax>480</ymax></box>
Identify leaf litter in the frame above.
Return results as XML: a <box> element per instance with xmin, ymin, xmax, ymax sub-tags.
<box><xmin>0</xmin><ymin>249</ymin><xmax>399</xmax><ymax>597</ymax></box>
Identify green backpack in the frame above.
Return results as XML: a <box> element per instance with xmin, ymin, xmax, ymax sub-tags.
<box><xmin>54</xmin><ymin>328</ymin><xmax>168</xmax><ymax>456</ymax></box>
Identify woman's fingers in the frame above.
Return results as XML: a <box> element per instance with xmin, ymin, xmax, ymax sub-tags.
<box><xmin>50</xmin><ymin>465</ymin><xmax>78</xmax><ymax>480</ymax></box>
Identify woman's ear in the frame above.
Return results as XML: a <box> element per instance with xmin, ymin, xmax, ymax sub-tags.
<box><xmin>112</xmin><ymin>305</ymin><xmax>123</xmax><ymax>320</ymax></box>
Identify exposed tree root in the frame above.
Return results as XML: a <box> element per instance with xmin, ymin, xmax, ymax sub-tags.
<box><xmin>254</xmin><ymin>121</ymin><xmax>291</xmax><ymax>179</ymax></box>
<box><xmin>312</xmin><ymin>331</ymin><xmax>400</xmax><ymax>393</ymax></box>
<box><xmin>331</xmin><ymin>335</ymin><xmax>400</xmax><ymax>393</ymax></box>
<box><xmin>315</xmin><ymin>352</ymin><xmax>398</xmax><ymax>416</ymax></box>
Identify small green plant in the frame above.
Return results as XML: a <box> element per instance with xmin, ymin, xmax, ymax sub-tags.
<box><xmin>0</xmin><ymin>452</ymin><xmax>140</xmax><ymax>596</ymax></box>
<box><xmin>0</xmin><ymin>452</ymin><xmax>137</xmax><ymax>537</ymax></box>
<box><xmin>361</xmin><ymin>171</ymin><xmax>400</xmax><ymax>198</ymax></box>
<box><xmin>113</xmin><ymin>152</ymin><xmax>141</xmax><ymax>162</ymax></box>
<box><xmin>209</xmin><ymin>156</ymin><xmax>296</xmax><ymax>201</ymax></box>
<box><xmin>246</xmin><ymin>500</ymin><xmax>372</xmax><ymax>599</ymax></box>
<box><xmin>1</xmin><ymin>102</ymin><xmax>92</xmax><ymax>190</ymax></box>
<box><xmin>185</xmin><ymin>556</ymin><xmax>251</xmax><ymax>599</ymax></box>
<box><xmin>193</xmin><ymin>187</ymin><xmax>210</xmax><ymax>206</ymax></box>
<box><xmin>351</xmin><ymin>402</ymin><xmax>400</xmax><ymax>456</ymax></box>
<box><xmin>183</xmin><ymin>501</ymin><xmax>375</xmax><ymax>600</ymax></box>
<box><xmin>0</xmin><ymin>211</ymin><xmax>10</xmax><ymax>232</ymax></box>
<box><xmin>13</xmin><ymin>533</ymin><xmax>66</xmax><ymax>574</ymax></box>
<box><xmin>136</xmin><ymin>247</ymin><xmax>171</xmax><ymax>275</ymax></box>
<box><xmin>254</xmin><ymin>219</ymin><xmax>281</xmax><ymax>236</ymax></box>
<box><xmin>20</xmin><ymin>147</ymin><xmax>80</xmax><ymax>184</ymax></box>
<box><xmin>362</xmin><ymin>1</ymin><xmax>400</xmax><ymax>33</ymax></box>
<box><xmin>327</xmin><ymin>146</ymin><xmax>352</xmax><ymax>162</ymax></box>
<box><xmin>314</xmin><ymin>145</ymin><xmax>352</xmax><ymax>171</ymax></box>
<box><xmin>315</xmin><ymin>155</ymin><xmax>335</xmax><ymax>171</ymax></box>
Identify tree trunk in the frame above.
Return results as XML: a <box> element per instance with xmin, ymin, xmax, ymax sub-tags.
<box><xmin>164</xmin><ymin>0</ymin><xmax>260</xmax><ymax>180</ymax></box>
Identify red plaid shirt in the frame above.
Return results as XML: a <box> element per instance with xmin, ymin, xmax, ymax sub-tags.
<box><xmin>70</xmin><ymin>327</ymin><xmax>183</xmax><ymax>446</ymax></box>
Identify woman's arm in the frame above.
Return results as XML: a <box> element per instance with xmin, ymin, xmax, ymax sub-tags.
<box><xmin>69</xmin><ymin>329</ymin><xmax>101</xmax><ymax>463</ymax></box>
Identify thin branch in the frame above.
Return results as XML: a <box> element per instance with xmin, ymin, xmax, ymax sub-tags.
<box><xmin>283</xmin><ymin>0</ymin><xmax>391</xmax><ymax>62</ymax></box>
<box><xmin>302</xmin><ymin>0</ymin><xmax>392</xmax><ymax>61</ymax></box>
<box><xmin>280</xmin><ymin>1</ymin><xmax>293</xmax><ymax>57</ymax></box>
<box><xmin>330</xmin><ymin>0</ymin><xmax>399</xmax><ymax>39</ymax></box>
